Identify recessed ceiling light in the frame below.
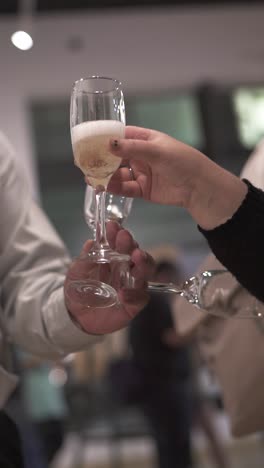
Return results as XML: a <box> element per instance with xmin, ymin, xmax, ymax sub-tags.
<box><xmin>11</xmin><ymin>30</ymin><xmax>33</xmax><ymax>51</ymax></box>
<box><xmin>66</xmin><ymin>35</ymin><xmax>84</xmax><ymax>52</ymax></box>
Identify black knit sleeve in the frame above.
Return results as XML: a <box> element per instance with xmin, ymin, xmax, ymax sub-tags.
<box><xmin>198</xmin><ymin>180</ymin><xmax>264</xmax><ymax>302</ymax></box>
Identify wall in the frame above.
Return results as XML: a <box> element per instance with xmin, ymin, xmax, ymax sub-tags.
<box><xmin>0</xmin><ymin>4</ymin><xmax>264</xmax><ymax>194</ymax></box>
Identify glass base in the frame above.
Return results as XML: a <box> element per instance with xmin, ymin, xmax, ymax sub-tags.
<box><xmin>65</xmin><ymin>279</ymin><xmax>118</xmax><ymax>309</ymax></box>
<box><xmin>66</xmin><ymin>248</ymin><xmax>131</xmax><ymax>309</ymax></box>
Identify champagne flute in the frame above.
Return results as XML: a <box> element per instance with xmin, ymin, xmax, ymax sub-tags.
<box><xmin>68</xmin><ymin>76</ymin><xmax>131</xmax><ymax>308</ymax></box>
<box><xmin>84</xmin><ymin>184</ymin><xmax>133</xmax><ymax>235</ymax></box>
<box><xmin>148</xmin><ymin>270</ymin><xmax>262</xmax><ymax>319</ymax></box>
<box><xmin>71</xmin><ymin>76</ymin><xmax>127</xmax><ymax>261</ymax></box>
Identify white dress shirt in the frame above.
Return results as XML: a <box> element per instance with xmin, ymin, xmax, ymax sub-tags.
<box><xmin>0</xmin><ymin>132</ymin><xmax>100</xmax><ymax>407</ymax></box>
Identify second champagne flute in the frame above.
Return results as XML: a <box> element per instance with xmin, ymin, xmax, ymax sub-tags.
<box><xmin>84</xmin><ymin>182</ymin><xmax>134</xmax><ymax>233</ymax></box>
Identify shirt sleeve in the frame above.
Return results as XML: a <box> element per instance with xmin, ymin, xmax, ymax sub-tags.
<box><xmin>198</xmin><ymin>179</ymin><xmax>264</xmax><ymax>302</ymax></box>
<box><xmin>0</xmin><ymin>134</ymin><xmax>102</xmax><ymax>359</ymax></box>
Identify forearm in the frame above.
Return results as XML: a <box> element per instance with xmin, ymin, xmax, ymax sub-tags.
<box><xmin>187</xmin><ymin>157</ymin><xmax>248</xmax><ymax>230</ymax></box>
<box><xmin>198</xmin><ymin>180</ymin><xmax>264</xmax><ymax>302</ymax></box>
<box><xmin>0</xmin><ymin>134</ymin><xmax>103</xmax><ymax>361</ymax></box>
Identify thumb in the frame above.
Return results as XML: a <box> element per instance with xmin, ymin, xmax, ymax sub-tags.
<box><xmin>109</xmin><ymin>137</ymin><xmax>158</xmax><ymax>163</ymax></box>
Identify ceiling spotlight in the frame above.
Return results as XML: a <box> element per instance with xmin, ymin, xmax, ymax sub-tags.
<box><xmin>11</xmin><ymin>30</ymin><xmax>33</xmax><ymax>51</ymax></box>
<box><xmin>66</xmin><ymin>35</ymin><xmax>84</xmax><ymax>52</ymax></box>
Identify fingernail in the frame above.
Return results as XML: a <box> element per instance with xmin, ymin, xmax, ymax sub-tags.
<box><xmin>110</xmin><ymin>139</ymin><xmax>119</xmax><ymax>149</ymax></box>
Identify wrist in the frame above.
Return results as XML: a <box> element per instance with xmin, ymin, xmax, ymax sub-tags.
<box><xmin>187</xmin><ymin>158</ymin><xmax>248</xmax><ymax>230</ymax></box>
<box><xmin>67</xmin><ymin>308</ymin><xmax>103</xmax><ymax>336</ymax></box>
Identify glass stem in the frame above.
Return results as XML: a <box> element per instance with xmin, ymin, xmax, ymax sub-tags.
<box><xmin>94</xmin><ymin>188</ymin><xmax>109</xmax><ymax>250</ymax></box>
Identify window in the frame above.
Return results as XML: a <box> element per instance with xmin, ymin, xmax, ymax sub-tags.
<box><xmin>126</xmin><ymin>92</ymin><xmax>204</xmax><ymax>149</ymax></box>
<box><xmin>233</xmin><ymin>86</ymin><xmax>264</xmax><ymax>150</ymax></box>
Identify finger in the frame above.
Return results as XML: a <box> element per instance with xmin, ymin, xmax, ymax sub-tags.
<box><xmin>118</xmin><ymin>289</ymin><xmax>149</xmax><ymax>319</ymax></box>
<box><xmin>119</xmin><ymin>160</ymin><xmax>133</xmax><ymax>173</ymax></box>
<box><xmin>106</xmin><ymin>221</ymin><xmax>121</xmax><ymax>249</ymax></box>
<box><xmin>108</xmin><ymin>164</ymin><xmax>142</xmax><ymax>197</ymax></box>
<box><xmin>106</xmin><ymin>223</ymin><xmax>138</xmax><ymax>254</ymax></box>
<box><xmin>108</xmin><ymin>166</ymin><xmax>133</xmax><ymax>184</ymax></box>
<box><xmin>108</xmin><ymin>178</ymin><xmax>141</xmax><ymax>198</ymax></box>
<box><xmin>130</xmin><ymin>248</ymin><xmax>155</xmax><ymax>281</ymax></box>
<box><xmin>81</xmin><ymin>239</ymin><xmax>94</xmax><ymax>254</ymax></box>
<box><xmin>115</xmin><ymin>229</ymin><xmax>138</xmax><ymax>255</ymax></box>
<box><xmin>120</xmin><ymin>164</ymin><xmax>136</xmax><ymax>182</ymax></box>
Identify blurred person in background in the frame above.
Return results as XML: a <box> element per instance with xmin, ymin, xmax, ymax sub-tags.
<box><xmin>128</xmin><ymin>257</ymin><xmax>193</xmax><ymax>468</ymax></box>
<box><xmin>0</xmin><ymin>131</ymin><xmax>154</xmax><ymax>468</ymax></box>
<box><xmin>164</xmin><ymin>330</ymin><xmax>231</xmax><ymax>468</ymax></box>
<box><xmin>172</xmin><ymin>138</ymin><xmax>264</xmax><ymax>438</ymax></box>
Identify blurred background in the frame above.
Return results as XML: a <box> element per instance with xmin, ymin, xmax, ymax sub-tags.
<box><xmin>1</xmin><ymin>1</ymin><xmax>264</xmax><ymax>467</ymax></box>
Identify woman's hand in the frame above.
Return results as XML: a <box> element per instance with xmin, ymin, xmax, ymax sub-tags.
<box><xmin>108</xmin><ymin>126</ymin><xmax>247</xmax><ymax>230</ymax></box>
<box><xmin>108</xmin><ymin>125</ymin><xmax>204</xmax><ymax>207</ymax></box>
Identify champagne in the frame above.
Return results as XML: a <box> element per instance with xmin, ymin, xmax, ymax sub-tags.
<box><xmin>71</xmin><ymin>120</ymin><xmax>125</xmax><ymax>188</ymax></box>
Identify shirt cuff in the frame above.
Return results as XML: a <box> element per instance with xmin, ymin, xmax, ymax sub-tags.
<box><xmin>43</xmin><ymin>287</ymin><xmax>103</xmax><ymax>356</ymax></box>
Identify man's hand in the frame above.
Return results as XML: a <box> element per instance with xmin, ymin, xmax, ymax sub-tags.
<box><xmin>64</xmin><ymin>222</ymin><xmax>154</xmax><ymax>334</ymax></box>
